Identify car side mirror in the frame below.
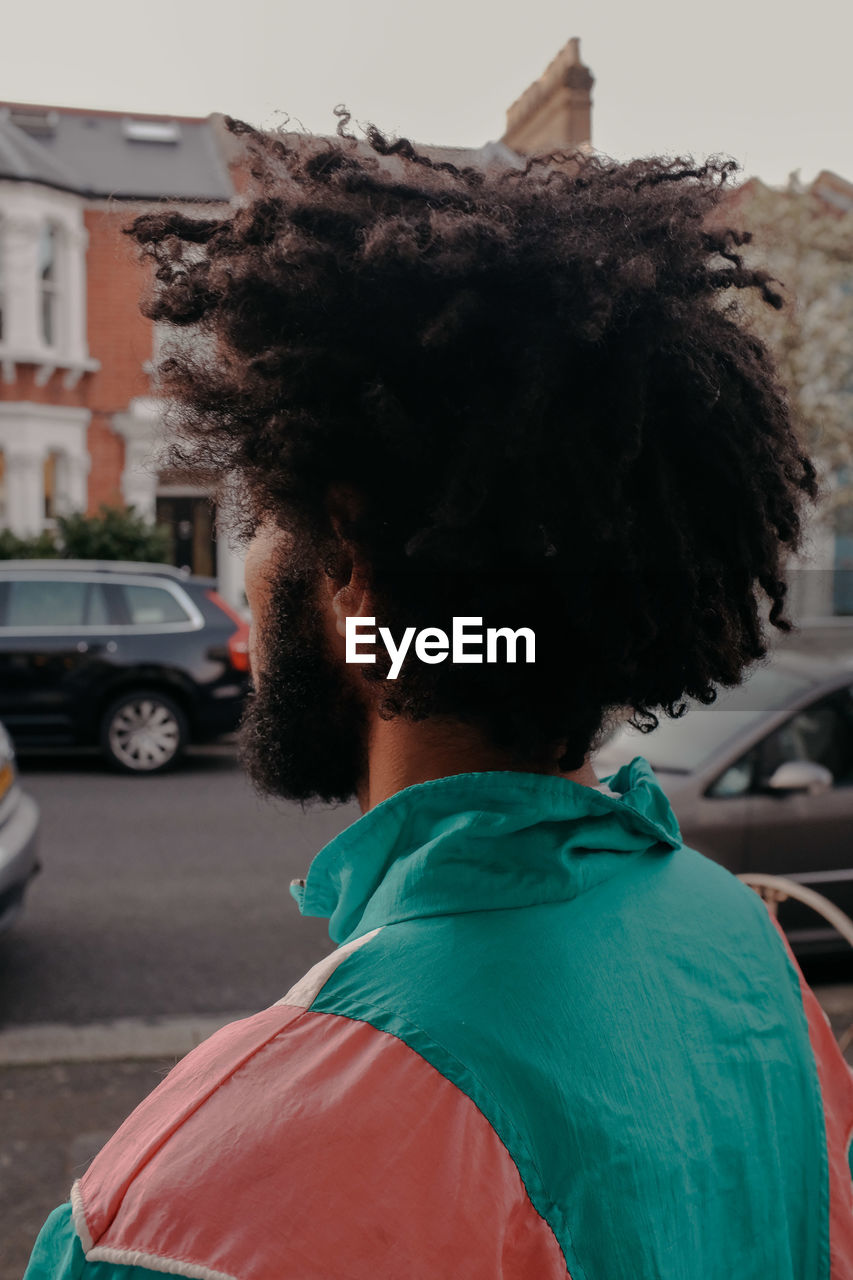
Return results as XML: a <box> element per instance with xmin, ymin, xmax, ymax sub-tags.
<box><xmin>763</xmin><ymin>760</ymin><xmax>834</xmax><ymax>796</ymax></box>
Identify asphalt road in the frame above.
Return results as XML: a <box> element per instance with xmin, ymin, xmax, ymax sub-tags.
<box><xmin>0</xmin><ymin>747</ymin><xmax>360</xmax><ymax>1028</ymax></box>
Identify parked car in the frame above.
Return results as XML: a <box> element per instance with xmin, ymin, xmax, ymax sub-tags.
<box><xmin>0</xmin><ymin>718</ymin><xmax>40</xmax><ymax>933</ymax></box>
<box><xmin>0</xmin><ymin>561</ymin><xmax>251</xmax><ymax>774</ymax></box>
<box><xmin>594</xmin><ymin>643</ymin><xmax>853</xmax><ymax>955</ymax></box>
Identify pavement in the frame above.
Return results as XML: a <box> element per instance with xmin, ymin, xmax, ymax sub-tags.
<box><xmin>4</xmin><ymin>987</ymin><xmax>853</xmax><ymax>1280</ymax></box>
<box><xmin>2</xmin><ymin>1012</ymin><xmax>247</xmax><ymax>1280</ymax></box>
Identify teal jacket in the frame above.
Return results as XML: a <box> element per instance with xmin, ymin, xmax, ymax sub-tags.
<box><xmin>26</xmin><ymin>760</ymin><xmax>853</xmax><ymax>1278</ymax></box>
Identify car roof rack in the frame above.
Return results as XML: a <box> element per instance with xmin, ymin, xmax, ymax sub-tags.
<box><xmin>0</xmin><ymin>560</ymin><xmax>193</xmax><ymax>579</ymax></box>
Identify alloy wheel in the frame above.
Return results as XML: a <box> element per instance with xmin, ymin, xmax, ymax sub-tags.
<box><xmin>107</xmin><ymin>697</ymin><xmax>183</xmax><ymax>772</ymax></box>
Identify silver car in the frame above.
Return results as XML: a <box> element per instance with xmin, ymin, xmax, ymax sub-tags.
<box><xmin>594</xmin><ymin>646</ymin><xmax>853</xmax><ymax>955</ymax></box>
<box><xmin>0</xmin><ymin>719</ymin><xmax>40</xmax><ymax>933</ymax></box>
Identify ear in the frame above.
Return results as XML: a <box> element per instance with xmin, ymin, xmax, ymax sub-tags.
<box><xmin>330</xmin><ymin>561</ymin><xmax>372</xmax><ymax>639</ymax></box>
<box><xmin>324</xmin><ymin>486</ymin><xmax>372</xmax><ymax>639</ymax></box>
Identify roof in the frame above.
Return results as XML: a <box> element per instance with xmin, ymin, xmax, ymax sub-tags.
<box><xmin>0</xmin><ymin>108</ymin><xmax>81</xmax><ymax>193</ymax></box>
<box><xmin>257</xmin><ymin>130</ymin><xmax>526</xmax><ymax>185</ymax></box>
<box><xmin>811</xmin><ymin>169</ymin><xmax>853</xmax><ymax>215</ymax></box>
<box><xmin>417</xmin><ymin>139</ymin><xmax>525</xmax><ymax>171</ymax></box>
<box><xmin>0</xmin><ymin>100</ymin><xmax>523</xmax><ymax>203</ymax></box>
<box><xmin>0</xmin><ymin>102</ymin><xmax>234</xmax><ymax>201</ymax></box>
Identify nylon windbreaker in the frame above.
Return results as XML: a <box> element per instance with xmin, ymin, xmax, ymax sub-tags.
<box><xmin>25</xmin><ymin>760</ymin><xmax>853</xmax><ymax>1279</ymax></box>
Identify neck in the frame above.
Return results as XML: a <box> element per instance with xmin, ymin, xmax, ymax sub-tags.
<box><xmin>357</xmin><ymin>713</ymin><xmax>601</xmax><ymax>812</ymax></box>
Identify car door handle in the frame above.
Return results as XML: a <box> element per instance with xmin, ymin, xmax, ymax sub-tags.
<box><xmin>76</xmin><ymin>641</ymin><xmax>118</xmax><ymax>655</ymax></box>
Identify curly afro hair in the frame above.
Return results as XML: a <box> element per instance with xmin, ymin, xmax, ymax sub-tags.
<box><xmin>126</xmin><ymin>111</ymin><xmax>819</xmax><ymax>771</ymax></box>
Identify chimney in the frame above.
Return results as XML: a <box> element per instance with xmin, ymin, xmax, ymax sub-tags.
<box><xmin>502</xmin><ymin>37</ymin><xmax>594</xmax><ymax>156</ymax></box>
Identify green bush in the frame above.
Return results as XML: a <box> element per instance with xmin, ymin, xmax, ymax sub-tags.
<box><xmin>56</xmin><ymin>506</ymin><xmax>172</xmax><ymax>562</ymax></box>
<box><xmin>0</xmin><ymin>528</ymin><xmax>60</xmax><ymax>558</ymax></box>
<box><xmin>0</xmin><ymin>506</ymin><xmax>172</xmax><ymax>563</ymax></box>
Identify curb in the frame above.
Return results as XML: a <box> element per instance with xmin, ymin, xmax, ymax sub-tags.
<box><xmin>0</xmin><ymin>1012</ymin><xmax>252</xmax><ymax>1066</ymax></box>
<box><xmin>3</xmin><ymin>988</ymin><xmax>853</xmax><ymax>1067</ymax></box>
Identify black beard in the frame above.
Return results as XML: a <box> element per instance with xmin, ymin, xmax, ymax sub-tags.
<box><xmin>238</xmin><ymin>572</ymin><xmax>367</xmax><ymax>804</ymax></box>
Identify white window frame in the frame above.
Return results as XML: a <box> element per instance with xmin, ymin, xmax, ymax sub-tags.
<box><xmin>0</xmin><ymin>402</ymin><xmax>91</xmax><ymax>537</ymax></box>
<box><xmin>38</xmin><ymin>220</ymin><xmax>62</xmax><ymax>349</ymax></box>
<box><xmin>0</xmin><ymin>181</ymin><xmax>99</xmax><ymax>388</ymax></box>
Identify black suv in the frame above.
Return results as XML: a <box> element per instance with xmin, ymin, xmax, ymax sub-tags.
<box><xmin>0</xmin><ymin>561</ymin><xmax>251</xmax><ymax>773</ymax></box>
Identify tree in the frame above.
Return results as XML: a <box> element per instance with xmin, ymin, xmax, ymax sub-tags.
<box><xmin>730</xmin><ymin>176</ymin><xmax>853</xmax><ymax>527</ymax></box>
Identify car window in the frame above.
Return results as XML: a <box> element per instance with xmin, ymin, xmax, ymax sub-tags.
<box><xmin>598</xmin><ymin>665</ymin><xmax>814</xmax><ymax>773</ymax></box>
<box><xmin>757</xmin><ymin>690</ymin><xmax>853</xmax><ymax>788</ymax></box>
<box><xmin>2</xmin><ymin>579</ymin><xmax>108</xmax><ymax>627</ymax></box>
<box><xmin>707</xmin><ymin>746</ymin><xmax>761</xmax><ymax>798</ymax></box>
<box><xmin>88</xmin><ymin>582</ymin><xmax>110</xmax><ymax>626</ymax></box>
<box><xmin>709</xmin><ymin>688</ymin><xmax>853</xmax><ymax>795</ymax></box>
<box><xmin>118</xmin><ymin>584</ymin><xmax>191</xmax><ymax>625</ymax></box>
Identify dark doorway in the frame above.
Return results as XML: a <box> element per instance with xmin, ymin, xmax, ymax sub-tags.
<box><xmin>156</xmin><ymin>495</ymin><xmax>217</xmax><ymax>577</ymax></box>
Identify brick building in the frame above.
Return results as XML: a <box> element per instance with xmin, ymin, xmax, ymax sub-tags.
<box><xmin>4</xmin><ymin>38</ymin><xmax>850</xmax><ymax>617</ymax></box>
<box><xmin>0</xmin><ymin>104</ymin><xmax>253</xmax><ymax>599</ymax></box>
<box><xmin>0</xmin><ymin>42</ymin><xmax>597</xmax><ymax>606</ymax></box>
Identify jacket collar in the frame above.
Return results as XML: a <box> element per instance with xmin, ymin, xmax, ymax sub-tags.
<box><xmin>291</xmin><ymin>757</ymin><xmax>682</xmax><ymax>945</ymax></box>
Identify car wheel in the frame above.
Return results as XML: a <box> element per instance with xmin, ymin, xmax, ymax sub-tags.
<box><xmin>101</xmin><ymin>691</ymin><xmax>188</xmax><ymax>774</ymax></box>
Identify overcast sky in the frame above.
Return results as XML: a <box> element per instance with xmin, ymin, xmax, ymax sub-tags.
<box><xmin>5</xmin><ymin>0</ymin><xmax>852</xmax><ymax>187</ymax></box>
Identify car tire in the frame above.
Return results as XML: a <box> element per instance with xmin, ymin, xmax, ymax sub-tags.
<box><xmin>100</xmin><ymin>691</ymin><xmax>188</xmax><ymax>775</ymax></box>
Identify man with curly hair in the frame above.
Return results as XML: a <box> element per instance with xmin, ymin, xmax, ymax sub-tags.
<box><xmin>26</xmin><ymin>115</ymin><xmax>853</xmax><ymax>1279</ymax></box>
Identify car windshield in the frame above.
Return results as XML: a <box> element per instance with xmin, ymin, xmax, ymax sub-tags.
<box><xmin>597</xmin><ymin>665</ymin><xmax>814</xmax><ymax>773</ymax></box>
